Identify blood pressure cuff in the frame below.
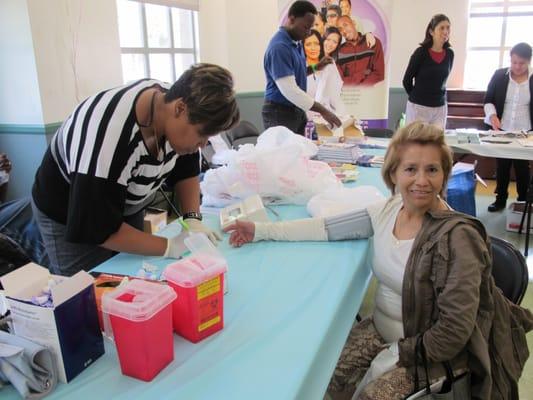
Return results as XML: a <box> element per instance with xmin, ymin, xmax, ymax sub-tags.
<box><xmin>0</xmin><ymin>330</ymin><xmax>57</xmax><ymax>399</ymax></box>
<box><xmin>324</xmin><ymin>208</ymin><xmax>373</xmax><ymax>241</ymax></box>
<box><xmin>253</xmin><ymin>208</ymin><xmax>373</xmax><ymax>243</ymax></box>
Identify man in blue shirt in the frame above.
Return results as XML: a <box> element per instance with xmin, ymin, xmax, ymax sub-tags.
<box><xmin>263</xmin><ymin>1</ymin><xmax>341</xmax><ymax>135</ymax></box>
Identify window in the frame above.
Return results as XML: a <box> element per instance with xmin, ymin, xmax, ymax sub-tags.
<box><xmin>116</xmin><ymin>0</ymin><xmax>200</xmax><ymax>83</ymax></box>
<box><xmin>464</xmin><ymin>0</ymin><xmax>533</xmax><ymax>89</ymax></box>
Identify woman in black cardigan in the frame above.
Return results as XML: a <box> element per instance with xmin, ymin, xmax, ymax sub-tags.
<box><xmin>402</xmin><ymin>14</ymin><xmax>454</xmax><ymax>129</ymax></box>
<box><xmin>484</xmin><ymin>42</ymin><xmax>532</xmax><ymax>212</ymax></box>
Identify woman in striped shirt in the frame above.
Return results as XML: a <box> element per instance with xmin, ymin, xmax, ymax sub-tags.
<box><xmin>31</xmin><ymin>64</ymin><xmax>239</xmax><ymax>276</ymax></box>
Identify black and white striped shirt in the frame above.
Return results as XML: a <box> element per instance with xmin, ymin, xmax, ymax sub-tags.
<box><xmin>32</xmin><ymin>79</ymin><xmax>200</xmax><ymax>244</ymax></box>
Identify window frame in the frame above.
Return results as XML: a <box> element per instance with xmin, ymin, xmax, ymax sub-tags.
<box><xmin>117</xmin><ymin>0</ymin><xmax>199</xmax><ymax>83</ymax></box>
<box><xmin>466</xmin><ymin>1</ymin><xmax>533</xmax><ymax>75</ymax></box>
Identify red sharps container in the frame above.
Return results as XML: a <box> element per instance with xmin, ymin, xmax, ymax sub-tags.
<box><xmin>162</xmin><ymin>233</ymin><xmax>227</xmax><ymax>343</ymax></box>
<box><xmin>102</xmin><ymin>279</ymin><xmax>176</xmax><ymax>381</ymax></box>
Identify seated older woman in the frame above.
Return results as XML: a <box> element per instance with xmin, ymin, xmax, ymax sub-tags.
<box><xmin>224</xmin><ymin>121</ymin><xmax>533</xmax><ymax>400</ymax></box>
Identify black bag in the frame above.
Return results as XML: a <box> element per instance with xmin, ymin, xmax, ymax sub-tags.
<box><xmin>405</xmin><ymin>336</ymin><xmax>471</xmax><ymax>400</ymax></box>
<box><xmin>0</xmin><ymin>232</ymin><xmax>30</xmax><ymax>284</ymax></box>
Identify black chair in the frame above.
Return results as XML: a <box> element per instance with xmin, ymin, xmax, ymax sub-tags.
<box><xmin>363</xmin><ymin>128</ymin><xmax>394</xmax><ymax>138</ymax></box>
<box><xmin>518</xmin><ymin>176</ymin><xmax>533</xmax><ymax>257</ymax></box>
<box><xmin>201</xmin><ymin>131</ymin><xmax>231</xmax><ymax>168</ymax></box>
<box><xmin>0</xmin><ymin>232</ymin><xmax>31</xmax><ymax>283</ymax></box>
<box><xmin>202</xmin><ymin>120</ymin><xmax>261</xmax><ymax>168</ymax></box>
<box><xmin>225</xmin><ymin>120</ymin><xmax>260</xmax><ymax>148</ymax></box>
<box><xmin>490</xmin><ymin>236</ymin><xmax>529</xmax><ymax>305</ymax></box>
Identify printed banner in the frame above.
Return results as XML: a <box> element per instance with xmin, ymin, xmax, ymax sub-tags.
<box><xmin>278</xmin><ymin>0</ymin><xmax>392</xmax><ymax>128</ymax></box>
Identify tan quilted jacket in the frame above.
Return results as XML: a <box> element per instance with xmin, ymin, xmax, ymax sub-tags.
<box><xmin>397</xmin><ymin>210</ymin><xmax>533</xmax><ymax>400</ymax></box>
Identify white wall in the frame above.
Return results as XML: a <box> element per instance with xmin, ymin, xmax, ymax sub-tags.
<box><xmin>0</xmin><ymin>0</ymin><xmax>43</xmax><ymax>124</ymax></box>
<box><xmin>199</xmin><ymin>0</ymin><xmax>469</xmax><ymax>91</ymax></box>
<box><xmin>27</xmin><ymin>0</ymin><xmax>123</xmax><ymax>124</ymax></box>
<box><xmin>198</xmin><ymin>0</ymin><xmax>230</xmax><ymax>68</ymax></box>
<box><xmin>389</xmin><ymin>0</ymin><xmax>468</xmax><ymax>88</ymax></box>
<box><xmin>199</xmin><ymin>0</ymin><xmax>278</xmax><ymax>93</ymax></box>
<box><xmin>1</xmin><ymin>0</ymin><xmax>470</xmax><ymax>124</ymax></box>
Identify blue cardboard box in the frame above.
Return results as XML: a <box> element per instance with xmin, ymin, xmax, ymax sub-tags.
<box><xmin>1</xmin><ymin>263</ymin><xmax>104</xmax><ymax>382</ymax></box>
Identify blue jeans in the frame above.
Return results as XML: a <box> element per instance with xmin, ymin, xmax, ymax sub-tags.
<box><xmin>31</xmin><ymin>198</ymin><xmax>144</xmax><ymax>276</ymax></box>
<box><xmin>0</xmin><ymin>197</ymin><xmax>49</xmax><ymax>267</ymax></box>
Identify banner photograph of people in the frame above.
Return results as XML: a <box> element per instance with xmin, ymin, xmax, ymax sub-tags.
<box><xmin>278</xmin><ymin>0</ymin><xmax>391</xmax><ymax>128</ymax></box>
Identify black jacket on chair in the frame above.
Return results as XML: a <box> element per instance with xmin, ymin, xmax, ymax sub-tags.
<box><xmin>483</xmin><ymin>67</ymin><xmax>533</xmax><ymax>128</ymax></box>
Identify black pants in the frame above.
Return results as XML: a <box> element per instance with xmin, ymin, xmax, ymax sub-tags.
<box><xmin>262</xmin><ymin>101</ymin><xmax>307</xmax><ymax>135</ymax></box>
<box><xmin>495</xmin><ymin>158</ymin><xmax>530</xmax><ymax>202</ymax></box>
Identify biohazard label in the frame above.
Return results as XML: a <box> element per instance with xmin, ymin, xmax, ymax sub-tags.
<box><xmin>198</xmin><ymin>315</ymin><xmax>221</xmax><ymax>332</ymax></box>
<box><xmin>197</xmin><ymin>276</ymin><xmax>221</xmax><ymax>300</ymax></box>
<box><xmin>196</xmin><ymin>276</ymin><xmax>222</xmax><ymax>333</ymax></box>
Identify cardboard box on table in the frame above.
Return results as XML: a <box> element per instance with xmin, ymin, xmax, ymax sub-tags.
<box><xmin>315</xmin><ymin>117</ymin><xmax>363</xmax><ymax>138</ymax></box>
<box><xmin>0</xmin><ymin>263</ymin><xmax>104</xmax><ymax>383</ymax></box>
<box><xmin>143</xmin><ymin>207</ymin><xmax>167</xmax><ymax>234</ymax></box>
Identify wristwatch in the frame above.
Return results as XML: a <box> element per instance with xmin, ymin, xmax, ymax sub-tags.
<box><xmin>182</xmin><ymin>211</ymin><xmax>202</xmax><ymax>221</ymax></box>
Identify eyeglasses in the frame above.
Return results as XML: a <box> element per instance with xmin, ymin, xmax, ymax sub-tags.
<box><xmin>326</xmin><ymin>13</ymin><xmax>338</xmax><ymax>18</ymax></box>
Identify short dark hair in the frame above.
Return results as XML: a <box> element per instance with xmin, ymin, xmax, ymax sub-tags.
<box><xmin>420</xmin><ymin>14</ymin><xmax>451</xmax><ymax>49</ymax></box>
<box><xmin>288</xmin><ymin>1</ymin><xmax>317</xmax><ymax>18</ymax></box>
<box><xmin>511</xmin><ymin>42</ymin><xmax>532</xmax><ymax>61</ymax></box>
<box><xmin>165</xmin><ymin>63</ymin><xmax>239</xmax><ymax>136</ymax></box>
<box><xmin>326</xmin><ymin>5</ymin><xmax>342</xmax><ymax>17</ymax></box>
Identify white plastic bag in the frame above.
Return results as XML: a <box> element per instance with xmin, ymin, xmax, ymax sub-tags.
<box><xmin>352</xmin><ymin>343</ymin><xmax>399</xmax><ymax>399</ymax></box>
<box><xmin>255</xmin><ymin>126</ymin><xmax>318</xmax><ymax>157</ymax></box>
<box><xmin>200</xmin><ymin>127</ymin><xmax>340</xmax><ymax>206</ymax></box>
<box><xmin>307</xmin><ymin>186</ymin><xmax>385</xmax><ymax>218</ymax></box>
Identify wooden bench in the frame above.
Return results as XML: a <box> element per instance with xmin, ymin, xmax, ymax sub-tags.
<box><xmin>446</xmin><ymin>89</ymin><xmax>486</xmax><ymax>130</ymax></box>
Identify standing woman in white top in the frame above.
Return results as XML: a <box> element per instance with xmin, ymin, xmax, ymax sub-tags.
<box><xmin>484</xmin><ymin>42</ymin><xmax>532</xmax><ymax>212</ymax></box>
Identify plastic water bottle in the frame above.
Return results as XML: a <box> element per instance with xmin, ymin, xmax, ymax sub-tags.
<box><xmin>398</xmin><ymin>113</ymin><xmax>406</xmax><ymax>128</ymax></box>
<box><xmin>305</xmin><ymin>121</ymin><xmax>315</xmax><ymax>140</ymax></box>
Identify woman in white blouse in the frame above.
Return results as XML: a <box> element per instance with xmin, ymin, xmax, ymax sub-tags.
<box><xmin>304</xmin><ymin>29</ymin><xmax>347</xmax><ymax>115</ymax></box>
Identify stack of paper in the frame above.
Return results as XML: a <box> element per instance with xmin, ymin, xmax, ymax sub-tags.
<box><xmin>316</xmin><ymin>143</ymin><xmax>363</xmax><ymax>163</ymax></box>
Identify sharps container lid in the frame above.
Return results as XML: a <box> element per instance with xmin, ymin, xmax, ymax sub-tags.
<box><xmin>162</xmin><ymin>233</ymin><xmax>227</xmax><ymax>287</ymax></box>
<box><xmin>101</xmin><ymin>279</ymin><xmax>176</xmax><ymax>322</ymax></box>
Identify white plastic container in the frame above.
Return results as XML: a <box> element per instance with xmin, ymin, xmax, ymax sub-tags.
<box><xmin>506</xmin><ymin>202</ymin><xmax>533</xmax><ymax>232</ymax></box>
<box><xmin>219</xmin><ymin>194</ymin><xmax>269</xmax><ymax>230</ymax></box>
